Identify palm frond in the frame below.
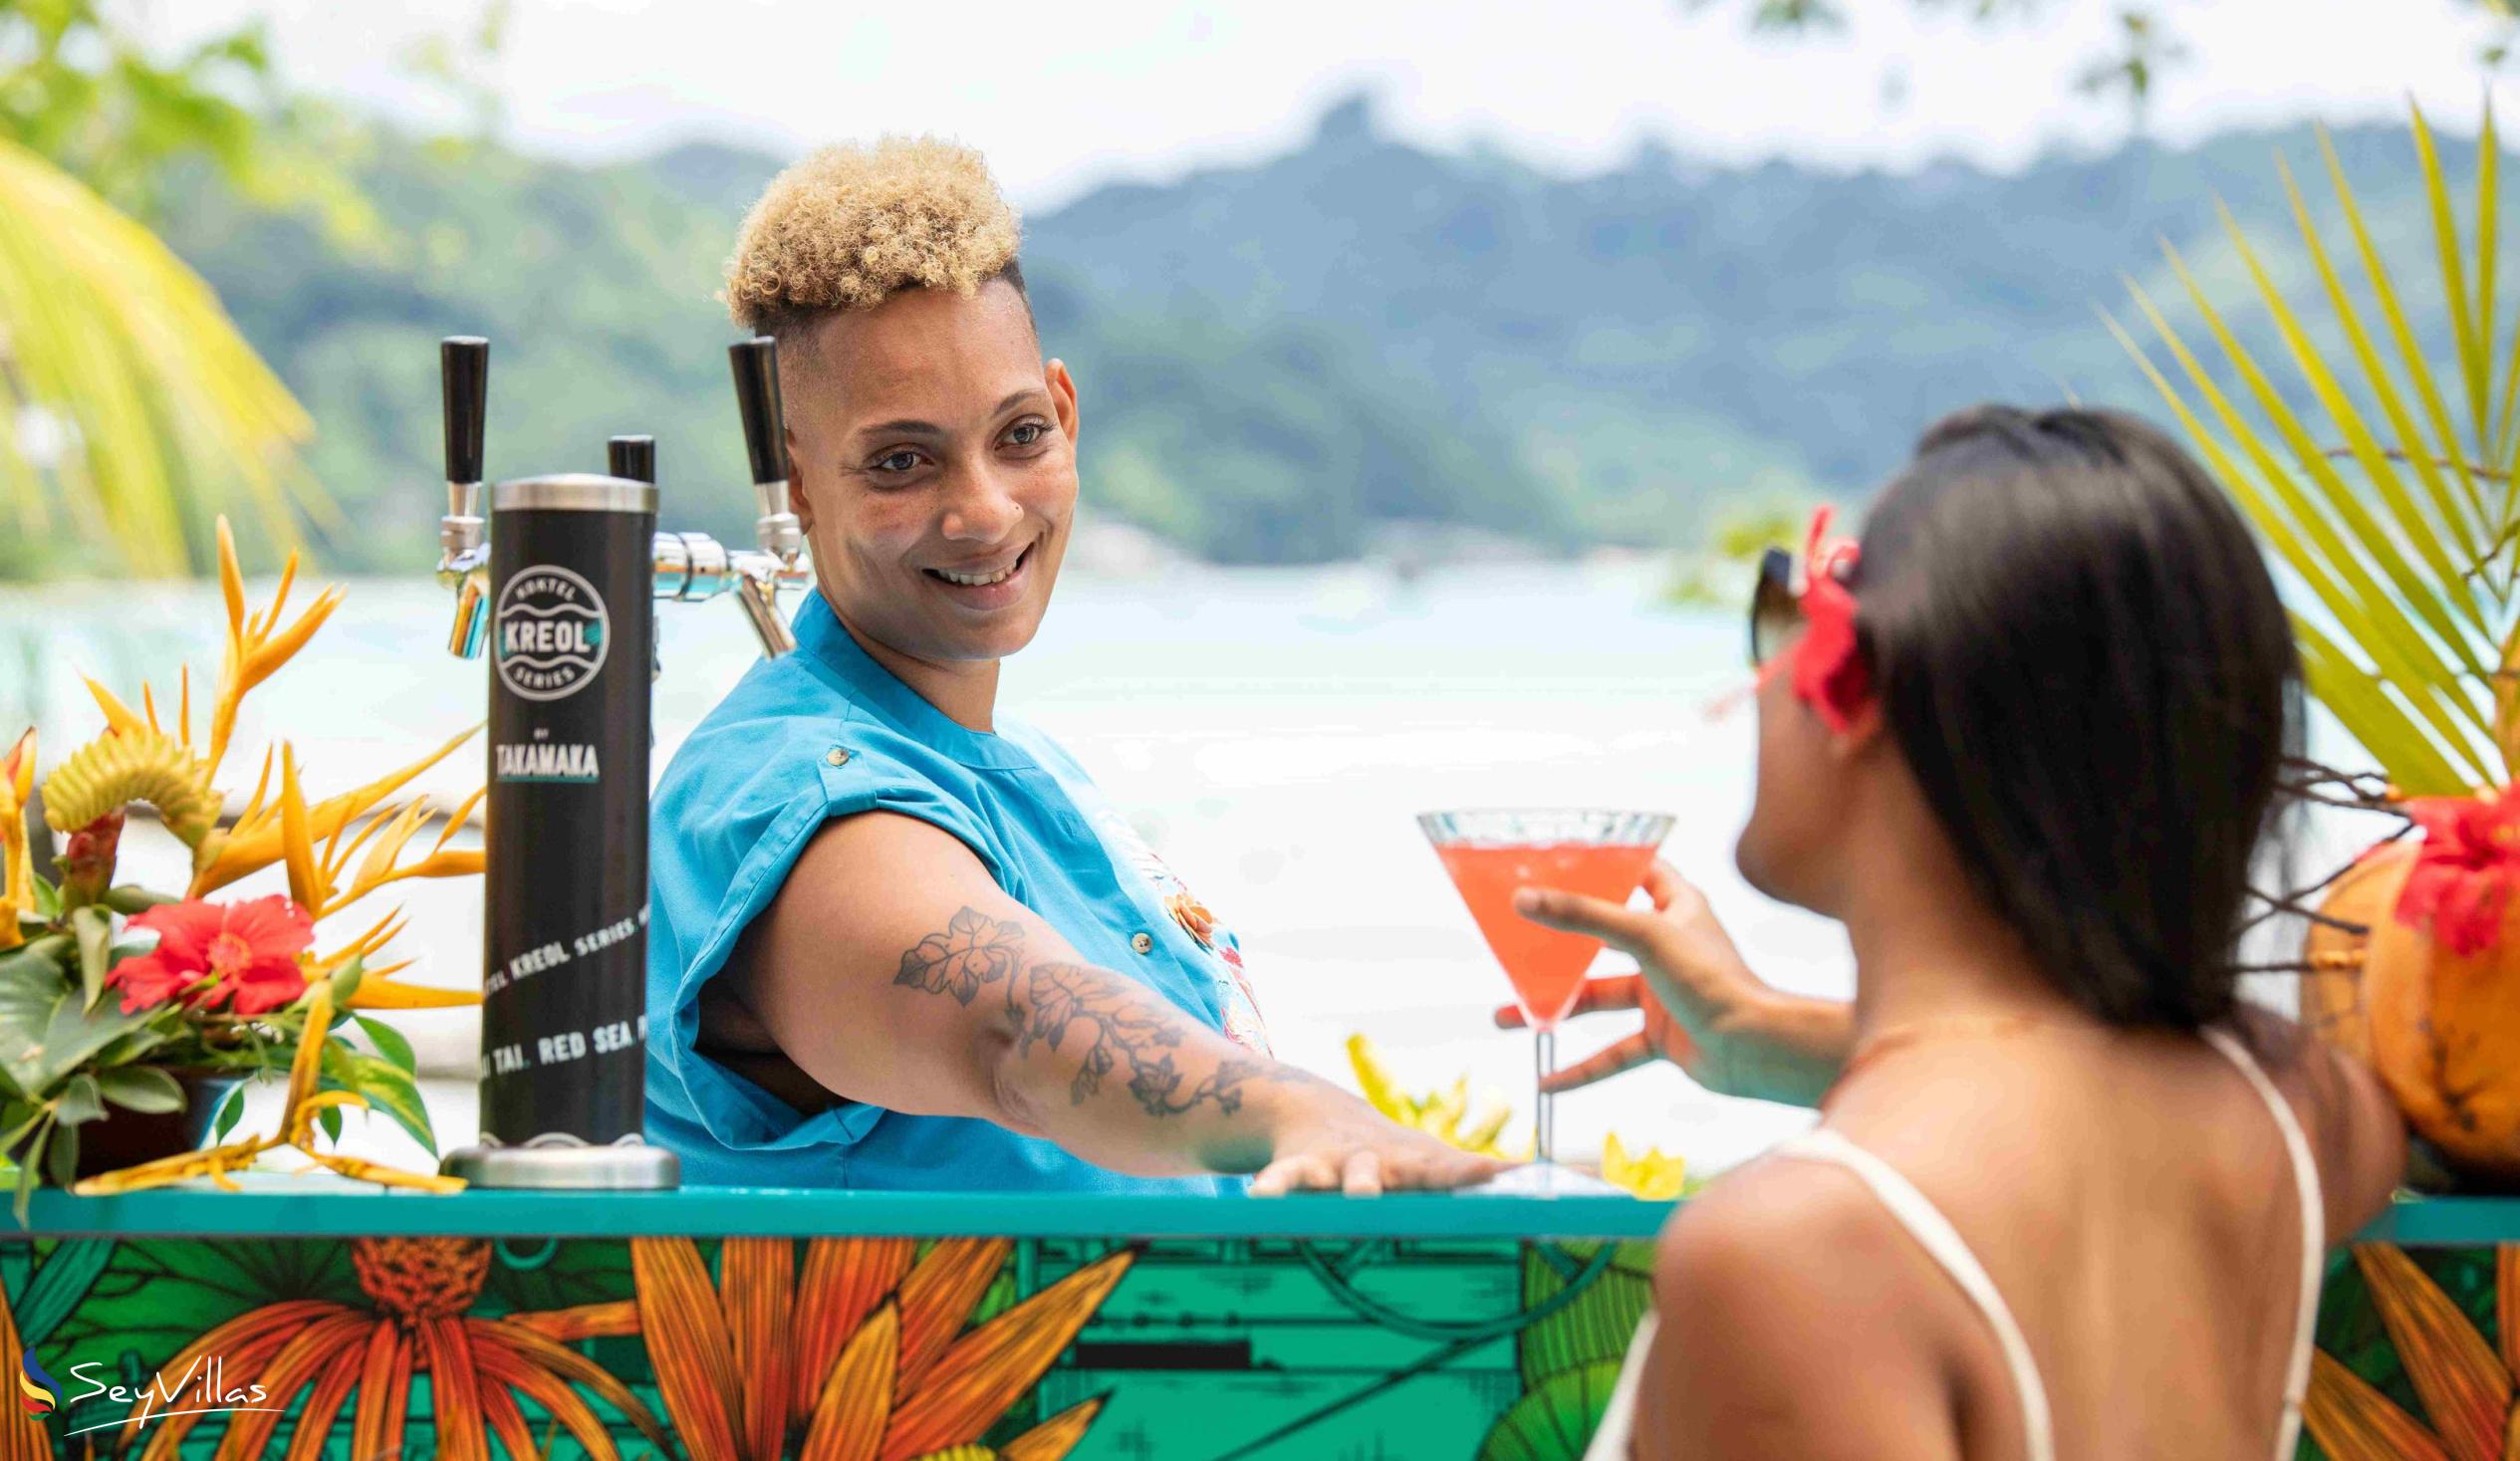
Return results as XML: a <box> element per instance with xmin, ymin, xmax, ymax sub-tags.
<box><xmin>2109</xmin><ymin>297</ymin><xmax>2497</xmax><ymax>789</ymax></box>
<box><xmin>2410</xmin><ymin>104</ymin><xmax>2493</xmax><ymax>457</ymax></box>
<box><xmin>2317</xmin><ymin>125</ymin><xmax>2491</xmax><ymax>539</ymax></box>
<box><xmin>0</xmin><ymin>136</ymin><xmax>325</xmax><ymax>578</ymax></box>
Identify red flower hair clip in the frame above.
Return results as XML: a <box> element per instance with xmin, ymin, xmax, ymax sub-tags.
<box><xmin>1789</xmin><ymin>507</ymin><xmax>1873</xmax><ymax>733</ymax></box>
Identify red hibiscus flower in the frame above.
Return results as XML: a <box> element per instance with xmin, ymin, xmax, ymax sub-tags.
<box><xmin>108</xmin><ymin>895</ymin><xmax>315</xmax><ymax>1016</ymax></box>
<box><xmin>2393</xmin><ymin>786</ymin><xmax>2520</xmax><ymax>957</ymax></box>
<box><xmin>1791</xmin><ymin>507</ymin><xmax>1872</xmax><ymax>734</ymax></box>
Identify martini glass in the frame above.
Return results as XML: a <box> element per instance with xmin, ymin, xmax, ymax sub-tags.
<box><xmin>1418</xmin><ymin>809</ymin><xmax>1675</xmax><ymax>1174</ymax></box>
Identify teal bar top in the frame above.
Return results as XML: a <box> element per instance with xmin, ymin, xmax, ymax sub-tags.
<box><xmin>6</xmin><ymin>1179</ymin><xmax>2513</xmax><ymax>1245</ymax></box>
<box><xmin>11</xmin><ymin>1178</ymin><xmax>1676</xmax><ymax>1240</ymax></box>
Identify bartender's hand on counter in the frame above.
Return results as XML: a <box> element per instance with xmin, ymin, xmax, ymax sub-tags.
<box><xmin>716</xmin><ymin>810</ymin><xmax>1508</xmax><ymax>1194</ymax></box>
<box><xmin>1495</xmin><ymin>858</ymin><xmax>1853</xmax><ymax>1109</ymax></box>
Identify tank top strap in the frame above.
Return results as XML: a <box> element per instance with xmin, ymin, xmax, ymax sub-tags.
<box><xmin>2197</xmin><ymin>1025</ymin><xmax>2324</xmax><ymax>1460</ymax></box>
<box><xmin>1770</xmin><ymin>1127</ymin><xmax>2057</xmax><ymax>1461</ymax></box>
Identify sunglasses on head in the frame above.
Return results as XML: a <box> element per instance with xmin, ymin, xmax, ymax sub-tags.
<box><xmin>1750</xmin><ymin>546</ymin><xmax>1798</xmax><ymax>670</ymax></box>
<box><xmin>1717</xmin><ymin>507</ymin><xmax>1872</xmax><ymax>731</ymax></box>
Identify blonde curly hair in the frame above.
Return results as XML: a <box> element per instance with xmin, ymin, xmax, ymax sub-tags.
<box><xmin>725</xmin><ymin>135</ymin><xmax>1024</xmax><ymax>347</ymax></box>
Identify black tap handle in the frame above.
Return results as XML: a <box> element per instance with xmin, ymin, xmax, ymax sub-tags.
<box><xmin>729</xmin><ymin>338</ymin><xmax>790</xmax><ymax>485</ymax></box>
<box><xmin>442</xmin><ymin>337</ymin><xmax>488</xmax><ymax>485</ymax></box>
<box><xmin>608</xmin><ymin>434</ymin><xmax>656</xmax><ymax>484</ymax></box>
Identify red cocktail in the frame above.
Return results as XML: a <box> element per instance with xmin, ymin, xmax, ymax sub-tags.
<box><xmin>1418</xmin><ymin>810</ymin><xmax>1673</xmax><ymax>1168</ymax></box>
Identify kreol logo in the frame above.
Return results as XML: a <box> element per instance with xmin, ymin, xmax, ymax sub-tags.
<box><xmin>495</xmin><ymin>565</ymin><xmax>610</xmax><ymax>702</ymax></box>
<box><xmin>19</xmin><ymin>1351</ymin><xmax>57</xmax><ymax>1415</ymax></box>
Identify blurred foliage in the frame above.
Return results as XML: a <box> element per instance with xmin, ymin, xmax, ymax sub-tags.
<box><xmin>0</xmin><ymin>133</ymin><xmax>322</xmax><ymax>577</ymax></box>
<box><xmin>1662</xmin><ymin>503</ymin><xmax>1805</xmax><ymax>607</ymax></box>
<box><xmin>0</xmin><ymin>0</ymin><xmax>374</xmax><ymax>244</ymax></box>
<box><xmin>0</xmin><ymin>0</ymin><xmax>351</xmax><ymax>576</ymax></box>
<box><xmin>1685</xmin><ymin>1</ymin><xmax>2518</xmax><ymax>122</ymax></box>
<box><xmin>0</xmin><ymin>1</ymin><xmax>502</xmax><ymax>578</ymax></box>
<box><xmin>127</xmin><ymin>96</ymin><xmax>2520</xmax><ymax>571</ymax></box>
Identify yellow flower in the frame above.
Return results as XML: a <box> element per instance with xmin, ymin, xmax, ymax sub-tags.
<box><xmin>0</xmin><ymin>727</ymin><xmax>34</xmax><ymax>949</ymax></box>
<box><xmin>39</xmin><ymin>724</ymin><xmax>222</xmax><ymax>849</ymax></box>
<box><xmin>205</xmin><ymin>517</ymin><xmax>343</xmax><ymax>780</ymax></box>
<box><xmin>1601</xmin><ymin>1132</ymin><xmax>1688</xmax><ymax>1200</ymax></box>
<box><xmin>1345</xmin><ymin>1034</ymin><xmax>1533</xmax><ymax>1161</ymax></box>
<box><xmin>187</xmin><ymin>723</ymin><xmax>478</xmax><ymax>897</ymax></box>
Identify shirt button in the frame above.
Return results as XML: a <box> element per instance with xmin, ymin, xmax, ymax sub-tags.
<box><xmin>1131</xmin><ymin>932</ymin><xmax>1154</xmax><ymax>955</ymax></box>
<box><xmin>824</xmin><ymin>747</ymin><xmax>851</xmax><ymax>767</ymax></box>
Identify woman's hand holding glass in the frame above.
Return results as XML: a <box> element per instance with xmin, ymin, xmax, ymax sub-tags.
<box><xmin>1494</xmin><ymin>859</ymin><xmax>1854</xmax><ymax>1108</ymax></box>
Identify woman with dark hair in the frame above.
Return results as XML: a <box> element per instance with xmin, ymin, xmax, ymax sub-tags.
<box><xmin>1541</xmin><ymin>406</ymin><xmax>2406</xmax><ymax>1458</ymax></box>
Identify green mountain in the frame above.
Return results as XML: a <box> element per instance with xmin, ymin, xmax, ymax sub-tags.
<box><xmin>154</xmin><ymin>94</ymin><xmax>2498</xmax><ymax>569</ymax></box>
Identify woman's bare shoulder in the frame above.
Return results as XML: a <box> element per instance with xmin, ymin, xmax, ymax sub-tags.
<box><xmin>2223</xmin><ymin>1007</ymin><xmax>2407</xmax><ymax>1238</ymax></box>
<box><xmin>1643</xmin><ymin>1153</ymin><xmax>1964</xmax><ymax>1457</ymax></box>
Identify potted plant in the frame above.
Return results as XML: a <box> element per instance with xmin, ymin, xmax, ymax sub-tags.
<box><xmin>0</xmin><ymin>520</ymin><xmax>482</xmax><ymax>1214</ymax></box>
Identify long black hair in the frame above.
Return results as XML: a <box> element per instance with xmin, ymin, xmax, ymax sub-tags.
<box><xmin>1852</xmin><ymin>404</ymin><xmax>2302</xmax><ymax>1029</ymax></box>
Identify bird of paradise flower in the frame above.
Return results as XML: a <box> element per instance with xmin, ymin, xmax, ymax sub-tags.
<box><xmin>102</xmin><ymin>1234</ymin><xmax>672</xmax><ymax>1461</ymax></box>
<box><xmin>7</xmin><ymin>516</ymin><xmax>491</xmax><ymax>1198</ymax></box>
<box><xmin>28</xmin><ymin>515</ymin><xmax>482</xmax><ymax>1008</ymax></box>
<box><xmin>2303</xmin><ymin>1243</ymin><xmax>2519</xmax><ymax>1461</ymax></box>
<box><xmin>506</xmin><ymin>1236</ymin><xmax>1130</xmax><ymax>1461</ymax></box>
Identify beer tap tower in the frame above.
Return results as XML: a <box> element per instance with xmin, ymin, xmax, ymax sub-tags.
<box><xmin>432</xmin><ymin>335</ymin><xmax>810</xmax><ymax>1189</ymax></box>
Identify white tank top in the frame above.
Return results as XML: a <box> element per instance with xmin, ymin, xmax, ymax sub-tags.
<box><xmin>1582</xmin><ymin>1026</ymin><xmax>2325</xmax><ymax>1460</ymax></box>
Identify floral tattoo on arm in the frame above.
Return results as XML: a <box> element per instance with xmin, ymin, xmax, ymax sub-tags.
<box><xmin>895</xmin><ymin>907</ymin><xmax>1287</xmax><ymax>1118</ymax></box>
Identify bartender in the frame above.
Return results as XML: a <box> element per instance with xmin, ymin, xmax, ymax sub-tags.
<box><xmin>645</xmin><ymin>136</ymin><xmax>1504</xmax><ymax>1196</ymax></box>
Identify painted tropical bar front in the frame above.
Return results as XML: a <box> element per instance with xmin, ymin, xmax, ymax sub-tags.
<box><xmin>0</xmin><ymin>1185</ymin><xmax>2509</xmax><ymax>1460</ymax></box>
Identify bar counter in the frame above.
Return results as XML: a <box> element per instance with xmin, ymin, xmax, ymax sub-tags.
<box><xmin>1</xmin><ymin>1184</ymin><xmax>2511</xmax><ymax>1458</ymax></box>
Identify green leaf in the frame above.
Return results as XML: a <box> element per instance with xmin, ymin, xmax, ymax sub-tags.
<box><xmin>30</xmin><ymin>873</ymin><xmax>57</xmax><ymax>920</ymax></box>
<box><xmin>2319</xmin><ymin>125</ymin><xmax>2491</xmax><ymax>538</ymax></box>
<box><xmin>16</xmin><ymin>1126</ymin><xmax>44</xmax><ymax>1222</ymax></box>
<box><xmin>0</xmin><ymin>1101</ymin><xmax>44</xmax><ymax>1162</ymax></box>
<box><xmin>326</xmin><ymin>954</ymin><xmax>364</xmax><ymax>1010</ymax></box>
<box><xmin>2410</xmin><ymin>103</ymin><xmax>2492</xmax><ymax>455</ymax></box>
<box><xmin>90</xmin><ymin>1024</ymin><xmax>168</xmax><ymax>1070</ymax></box>
<box><xmin>1475</xmin><ymin>1359</ymin><xmax>1629</xmax><ymax>1461</ymax></box>
<box><xmin>99</xmin><ymin>885</ymin><xmax>175</xmax><ymax>916</ymax></box>
<box><xmin>53</xmin><ymin>1075</ymin><xmax>104</xmax><ymax>1127</ymax></box>
<box><xmin>2481</xmin><ymin>97</ymin><xmax>2499</xmax><ymax>434</ymax></box>
<box><xmin>2158</xmin><ymin>240</ymin><xmax>2489</xmax><ymax>684</ymax></box>
<box><xmin>210</xmin><ymin>1084</ymin><xmax>244</xmax><ymax>1141</ymax></box>
<box><xmin>96</xmin><ymin>1067</ymin><xmax>181</xmax><ymax>1114</ymax></box>
<box><xmin>316</xmin><ymin>1103</ymin><xmax>342</xmax><ymax>1143</ymax></box>
<box><xmin>2272</xmin><ymin>155</ymin><xmax>2481</xmax><ymax>565</ymax></box>
<box><xmin>0</xmin><ymin>933</ymin><xmax>70</xmax><ymax>980</ymax></box>
<box><xmin>342</xmin><ymin>1055</ymin><xmax>434</xmax><ymax>1153</ymax></box>
<box><xmin>69</xmin><ymin>905</ymin><xmax>111</xmax><ymax>1013</ymax></box>
<box><xmin>13</xmin><ymin>1238</ymin><xmax>114</xmax><ymax>1348</ymax></box>
<box><xmin>0</xmin><ymin>973</ymin><xmax>165</xmax><ymax>1098</ymax></box>
<box><xmin>0</xmin><ymin>125</ymin><xmax>338</xmax><ymax>578</ymax></box>
<box><xmin>43</xmin><ymin>1122</ymin><xmax>76</xmax><ymax>1188</ymax></box>
<box><xmin>2210</xmin><ymin>198</ymin><xmax>2483</xmax><ymax>618</ymax></box>
<box><xmin>2297</xmin><ymin>618</ymin><xmax>2471</xmax><ymax>794</ymax></box>
<box><xmin>353</xmin><ymin>1015</ymin><xmax>416</xmax><ymax>1075</ymax></box>
<box><xmin>2110</xmin><ymin>298</ymin><xmax>2497</xmax><ymax>787</ymax></box>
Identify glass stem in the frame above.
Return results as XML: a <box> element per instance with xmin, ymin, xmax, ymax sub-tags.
<box><xmin>1534</xmin><ymin>1028</ymin><xmax>1556</xmax><ymax>1167</ymax></box>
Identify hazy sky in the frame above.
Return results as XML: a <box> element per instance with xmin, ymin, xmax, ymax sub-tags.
<box><xmin>172</xmin><ymin>0</ymin><xmax>2515</xmax><ymax>207</ymax></box>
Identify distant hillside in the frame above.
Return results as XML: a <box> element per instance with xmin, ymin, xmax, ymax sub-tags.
<box><xmin>155</xmin><ymin>96</ymin><xmax>2499</xmax><ymax>569</ymax></box>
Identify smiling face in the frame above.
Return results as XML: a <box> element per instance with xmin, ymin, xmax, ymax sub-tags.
<box><xmin>784</xmin><ymin>278</ymin><xmax>1079</xmax><ymax>669</ymax></box>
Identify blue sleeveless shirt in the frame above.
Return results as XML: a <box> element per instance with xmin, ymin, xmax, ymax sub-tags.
<box><xmin>644</xmin><ymin>592</ymin><xmax>1266</xmax><ymax>1192</ymax></box>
